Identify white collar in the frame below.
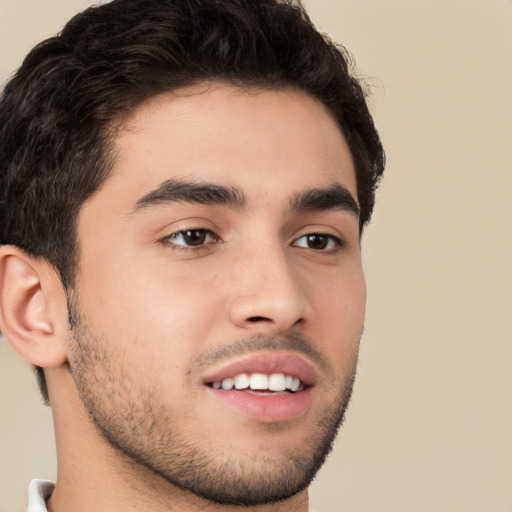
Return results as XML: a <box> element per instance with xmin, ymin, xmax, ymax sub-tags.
<box><xmin>27</xmin><ymin>480</ymin><xmax>54</xmax><ymax>512</ymax></box>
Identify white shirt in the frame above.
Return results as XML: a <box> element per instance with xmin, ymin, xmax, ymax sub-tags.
<box><xmin>27</xmin><ymin>480</ymin><xmax>54</xmax><ymax>512</ymax></box>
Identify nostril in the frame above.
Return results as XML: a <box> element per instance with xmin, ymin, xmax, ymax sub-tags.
<box><xmin>247</xmin><ymin>316</ymin><xmax>271</xmax><ymax>323</ymax></box>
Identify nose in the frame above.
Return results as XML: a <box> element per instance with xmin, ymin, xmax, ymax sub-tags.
<box><xmin>228</xmin><ymin>242</ymin><xmax>313</xmax><ymax>333</ymax></box>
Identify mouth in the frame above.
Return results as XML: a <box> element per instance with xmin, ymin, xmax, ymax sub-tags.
<box><xmin>202</xmin><ymin>351</ymin><xmax>316</xmax><ymax>422</ymax></box>
<box><xmin>207</xmin><ymin>372</ymin><xmax>305</xmax><ymax>394</ymax></box>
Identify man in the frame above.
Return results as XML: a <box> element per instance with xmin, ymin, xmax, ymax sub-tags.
<box><xmin>0</xmin><ymin>0</ymin><xmax>384</xmax><ymax>510</ymax></box>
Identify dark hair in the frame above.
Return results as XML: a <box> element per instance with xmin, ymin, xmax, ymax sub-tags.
<box><xmin>0</xmin><ymin>0</ymin><xmax>384</xmax><ymax>404</ymax></box>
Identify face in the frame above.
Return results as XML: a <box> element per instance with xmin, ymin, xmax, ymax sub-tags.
<box><xmin>68</xmin><ymin>84</ymin><xmax>366</xmax><ymax>505</ymax></box>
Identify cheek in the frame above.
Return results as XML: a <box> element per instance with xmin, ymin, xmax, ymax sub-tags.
<box><xmin>132</xmin><ymin>260</ymin><xmax>225</xmax><ymax>325</ymax></box>
<box><xmin>309</xmin><ymin>266</ymin><xmax>366</xmax><ymax>364</ymax></box>
<box><xmin>76</xmin><ymin>254</ymin><xmax>226</xmax><ymax>367</ymax></box>
<box><xmin>162</xmin><ymin>263</ymin><xmax>230</xmax><ymax>330</ymax></box>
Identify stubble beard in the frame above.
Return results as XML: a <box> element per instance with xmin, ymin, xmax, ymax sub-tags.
<box><xmin>67</xmin><ymin>303</ymin><xmax>358</xmax><ymax>506</ymax></box>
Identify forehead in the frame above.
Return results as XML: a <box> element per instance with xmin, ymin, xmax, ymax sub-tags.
<box><xmin>90</xmin><ymin>83</ymin><xmax>357</xmax><ymax>213</ymax></box>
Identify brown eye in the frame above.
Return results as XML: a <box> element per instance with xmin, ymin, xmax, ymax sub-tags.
<box><xmin>168</xmin><ymin>229</ymin><xmax>214</xmax><ymax>247</ymax></box>
<box><xmin>293</xmin><ymin>233</ymin><xmax>341</xmax><ymax>251</ymax></box>
<box><xmin>305</xmin><ymin>234</ymin><xmax>328</xmax><ymax>250</ymax></box>
<box><xmin>182</xmin><ymin>230</ymin><xmax>207</xmax><ymax>246</ymax></box>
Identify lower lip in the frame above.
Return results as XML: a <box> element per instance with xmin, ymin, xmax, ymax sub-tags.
<box><xmin>205</xmin><ymin>387</ymin><xmax>313</xmax><ymax>422</ymax></box>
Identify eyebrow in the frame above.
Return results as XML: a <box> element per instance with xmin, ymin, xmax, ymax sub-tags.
<box><xmin>131</xmin><ymin>178</ymin><xmax>359</xmax><ymax>220</ymax></box>
<box><xmin>290</xmin><ymin>184</ymin><xmax>360</xmax><ymax>219</ymax></box>
<box><xmin>131</xmin><ymin>178</ymin><xmax>247</xmax><ymax>213</ymax></box>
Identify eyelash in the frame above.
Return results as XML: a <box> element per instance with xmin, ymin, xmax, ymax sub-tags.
<box><xmin>292</xmin><ymin>233</ymin><xmax>343</xmax><ymax>252</ymax></box>
<box><xmin>161</xmin><ymin>229</ymin><xmax>344</xmax><ymax>253</ymax></box>
<box><xmin>162</xmin><ymin>229</ymin><xmax>219</xmax><ymax>252</ymax></box>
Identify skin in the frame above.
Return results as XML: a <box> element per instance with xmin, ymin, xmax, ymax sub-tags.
<box><xmin>0</xmin><ymin>84</ymin><xmax>366</xmax><ymax>511</ymax></box>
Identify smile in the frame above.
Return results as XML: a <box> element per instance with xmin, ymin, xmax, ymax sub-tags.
<box><xmin>209</xmin><ymin>372</ymin><xmax>304</xmax><ymax>393</ymax></box>
<box><xmin>202</xmin><ymin>351</ymin><xmax>315</xmax><ymax>422</ymax></box>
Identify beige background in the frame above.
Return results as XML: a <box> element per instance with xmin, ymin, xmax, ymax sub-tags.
<box><xmin>0</xmin><ymin>1</ymin><xmax>511</xmax><ymax>511</ymax></box>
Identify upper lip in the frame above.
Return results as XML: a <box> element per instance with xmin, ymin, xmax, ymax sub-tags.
<box><xmin>201</xmin><ymin>350</ymin><xmax>318</xmax><ymax>387</ymax></box>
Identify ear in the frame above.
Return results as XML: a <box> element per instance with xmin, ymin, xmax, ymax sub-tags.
<box><xmin>0</xmin><ymin>245</ymin><xmax>68</xmax><ymax>368</ymax></box>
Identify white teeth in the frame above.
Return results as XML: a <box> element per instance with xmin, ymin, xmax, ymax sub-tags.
<box><xmin>212</xmin><ymin>373</ymin><xmax>303</xmax><ymax>392</ymax></box>
<box><xmin>268</xmin><ymin>373</ymin><xmax>286</xmax><ymax>391</ymax></box>
<box><xmin>221</xmin><ymin>377</ymin><xmax>234</xmax><ymax>390</ymax></box>
<box><xmin>234</xmin><ymin>373</ymin><xmax>250</xmax><ymax>389</ymax></box>
<box><xmin>249</xmin><ymin>373</ymin><xmax>268</xmax><ymax>390</ymax></box>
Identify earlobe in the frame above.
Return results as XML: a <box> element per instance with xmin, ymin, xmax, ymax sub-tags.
<box><xmin>0</xmin><ymin>246</ymin><xmax>68</xmax><ymax>368</ymax></box>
